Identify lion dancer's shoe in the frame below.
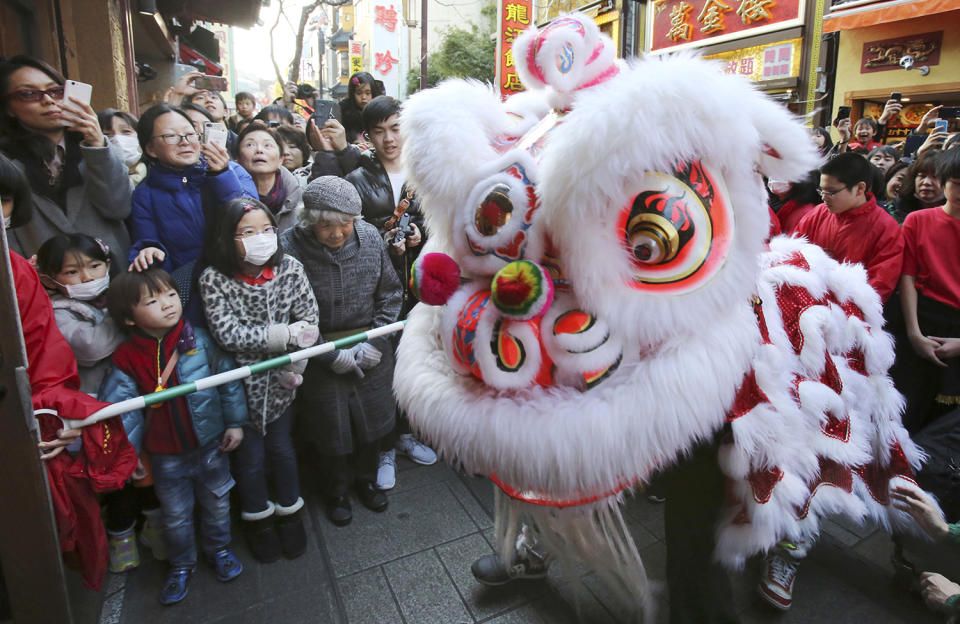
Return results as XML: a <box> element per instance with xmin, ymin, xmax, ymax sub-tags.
<box><xmin>758</xmin><ymin>538</ymin><xmax>810</xmax><ymax>610</ymax></box>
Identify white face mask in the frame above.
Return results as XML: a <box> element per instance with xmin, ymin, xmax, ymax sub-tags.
<box><xmin>767</xmin><ymin>180</ymin><xmax>791</xmax><ymax>196</ymax></box>
<box><xmin>109</xmin><ymin>134</ymin><xmax>142</xmax><ymax>167</ymax></box>
<box><xmin>2</xmin><ymin>215</ymin><xmax>10</xmax><ymax>230</ymax></box>
<box><xmin>64</xmin><ymin>274</ymin><xmax>110</xmax><ymax>301</ymax></box>
<box><xmin>243</xmin><ymin>232</ymin><xmax>278</xmax><ymax>266</ymax></box>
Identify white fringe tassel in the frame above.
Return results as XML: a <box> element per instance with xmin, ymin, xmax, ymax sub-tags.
<box><xmin>493</xmin><ymin>488</ymin><xmax>658</xmax><ymax>622</ymax></box>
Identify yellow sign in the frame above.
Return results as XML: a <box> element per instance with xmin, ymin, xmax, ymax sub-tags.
<box><xmin>704</xmin><ymin>38</ymin><xmax>801</xmax><ymax>82</ymax></box>
<box><xmin>349</xmin><ymin>41</ymin><xmax>363</xmax><ymax>77</ymax></box>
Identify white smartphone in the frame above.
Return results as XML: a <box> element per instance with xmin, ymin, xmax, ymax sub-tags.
<box><xmin>63</xmin><ymin>80</ymin><xmax>92</xmax><ymax>106</ymax></box>
<box><xmin>934</xmin><ymin>119</ymin><xmax>950</xmax><ymax>134</ymax></box>
<box><xmin>204</xmin><ymin>122</ymin><xmax>228</xmax><ymax>149</ymax></box>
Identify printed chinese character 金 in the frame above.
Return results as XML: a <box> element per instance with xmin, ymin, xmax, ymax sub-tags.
<box><xmin>698</xmin><ymin>0</ymin><xmax>732</xmax><ymax>34</ymax></box>
<box><xmin>667</xmin><ymin>1</ymin><xmax>693</xmax><ymax>42</ymax></box>
<box><xmin>504</xmin><ymin>2</ymin><xmax>530</xmax><ymax>25</ymax></box>
<box><xmin>736</xmin><ymin>0</ymin><xmax>774</xmax><ymax>24</ymax></box>
<box><xmin>375</xmin><ymin>4</ymin><xmax>398</xmax><ymax>32</ymax></box>
<box><xmin>375</xmin><ymin>50</ymin><xmax>399</xmax><ymax>74</ymax></box>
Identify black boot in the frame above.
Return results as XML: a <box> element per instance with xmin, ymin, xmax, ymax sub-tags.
<box><xmin>241</xmin><ymin>504</ymin><xmax>281</xmax><ymax>563</ymax></box>
<box><xmin>275</xmin><ymin>498</ymin><xmax>307</xmax><ymax>559</ymax></box>
<box><xmin>357</xmin><ymin>481</ymin><xmax>388</xmax><ymax>512</ymax></box>
<box><xmin>325</xmin><ymin>495</ymin><xmax>352</xmax><ymax>526</ymax></box>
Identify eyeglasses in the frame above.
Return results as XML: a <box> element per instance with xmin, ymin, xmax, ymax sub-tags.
<box><xmin>817</xmin><ymin>186</ymin><xmax>848</xmax><ymax>198</ymax></box>
<box><xmin>234</xmin><ymin>226</ymin><xmax>279</xmax><ymax>239</ymax></box>
<box><xmin>5</xmin><ymin>87</ymin><xmax>65</xmax><ymax>102</ymax></box>
<box><xmin>152</xmin><ymin>132</ymin><xmax>200</xmax><ymax>145</ymax></box>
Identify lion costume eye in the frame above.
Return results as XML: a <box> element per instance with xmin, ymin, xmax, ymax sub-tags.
<box><xmin>475</xmin><ymin>183</ymin><xmax>514</xmax><ymax>236</ymax></box>
<box><xmin>617</xmin><ymin>160</ymin><xmax>734</xmax><ymax>294</ymax></box>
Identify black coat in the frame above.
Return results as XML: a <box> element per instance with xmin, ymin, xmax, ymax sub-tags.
<box><xmin>345</xmin><ymin>151</ymin><xmax>427</xmax><ymax>317</ymax></box>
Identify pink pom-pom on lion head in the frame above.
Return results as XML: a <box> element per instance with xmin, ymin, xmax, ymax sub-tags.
<box><xmin>512</xmin><ymin>13</ymin><xmax>619</xmax><ymax>97</ymax></box>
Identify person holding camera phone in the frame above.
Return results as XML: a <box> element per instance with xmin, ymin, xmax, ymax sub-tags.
<box><xmin>127</xmin><ymin>104</ymin><xmax>256</xmax><ymax>291</ymax></box>
<box><xmin>0</xmin><ymin>55</ymin><xmax>132</xmax><ymax>259</ymax></box>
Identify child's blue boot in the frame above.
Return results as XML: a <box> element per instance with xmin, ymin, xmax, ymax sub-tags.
<box><xmin>211</xmin><ymin>549</ymin><xmax>243</xmax><ymax>582</ymax></box>
<box><xmin>158</xmin><ymin>567</ymin><xmax>191</xmax><ymax>606</ymax></box>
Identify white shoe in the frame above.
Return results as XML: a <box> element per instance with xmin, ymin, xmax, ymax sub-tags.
<box><xmin>377</xmin><ymin>449</ymin><xmax>397</xmax><ymax>490</ymax></box>
<box><xmin>395</xmin><ymin>433</ymin><xmax>438</xmax><ymax>465</ymax></box>
<box><xmin>758</xmin><ymin>549</ymin><xmax>800</xmax><ymax>610</ymax></box>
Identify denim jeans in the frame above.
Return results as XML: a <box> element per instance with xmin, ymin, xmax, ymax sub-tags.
<box><xmin>234</xmin><ymin>407</ymin><xmax>300</xmax><ymax>513</ymax></box>
<box><xmin>152</xmin><ymin>439</ymin><xmax>235</xmax><ymax>569</ymax></box>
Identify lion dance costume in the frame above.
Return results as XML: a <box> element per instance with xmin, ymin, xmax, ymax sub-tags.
<box><xmin>395</xmin><ymin>13</ymin><xmax>927</xmax><ymax>618</ymax></box>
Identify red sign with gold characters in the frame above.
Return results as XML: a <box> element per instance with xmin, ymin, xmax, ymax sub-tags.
<box><xmin>497</xmin><ymin>0</ymin><xmax>532</xmax><ymax>99</ymax></box>
<box><xmin>648</xmin><ymin>0</ymin><xmax>803</xmax><ymax>52</ymax></box>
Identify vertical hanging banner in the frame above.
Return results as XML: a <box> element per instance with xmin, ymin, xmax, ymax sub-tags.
<box><xmin>497</xmin><ymin>0</ymin><xmax>532</xmax><ymax>100</ymax></box>
<box><xmin>372</xmin><ymin>3</ymin><xmax>401</xmax><ymax>97</ymax></box>
<box><xmin>350</xmin><ymin>41</ymin><xmax>363</xmax><ymax>76</ymax></box>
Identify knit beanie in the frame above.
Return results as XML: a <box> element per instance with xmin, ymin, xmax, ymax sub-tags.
<box><xmin>302</xmin><ymin>176</ymin><xmax>362</xmax><ymax>216</ymax></box>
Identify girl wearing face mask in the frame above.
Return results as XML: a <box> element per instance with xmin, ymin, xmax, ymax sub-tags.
<box><xmin>98</xmin><ymin>109</ymin><xmax>146</xmax><ymax>188</ymax></box>
<box><xmin>199</xmin><ymin>198</ymin><xmax>319</xmax><ymax>563</ymax></box>
<box><xmin>36</xmin><ymin>233</ymin><xmax>124</xmax><ymax>394</ymax></box>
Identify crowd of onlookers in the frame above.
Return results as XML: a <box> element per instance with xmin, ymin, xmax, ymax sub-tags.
<box><xmin>0</xmin><ymin>54</ymin><xmax>433</xmax><ymax>607</ymax></box>
<box><xmin>762</xmin><ymin>98</ymin><xmax>960</xmax><ymax>619</ymax></box>
<box><xmin>2</xmin><ymin>49</ymin><xmax>960</xmax><ymax>618</ymax></box>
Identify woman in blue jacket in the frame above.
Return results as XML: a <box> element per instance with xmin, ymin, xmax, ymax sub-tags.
<box><xmin>128</xmin><ymin>104</ymin><xmax>256</xmax><ymax>272</ymax></box>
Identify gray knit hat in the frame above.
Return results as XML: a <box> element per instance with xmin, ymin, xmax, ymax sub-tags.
<box><xmin>302</xmin><ymin>176</ymin><xmax>362</xmax><ymax>216</ymax></box>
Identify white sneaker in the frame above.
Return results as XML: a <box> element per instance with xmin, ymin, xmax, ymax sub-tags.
<box><xmin>377</xmin><ymin>449</ymin><xmax>397</xmax><ymax>490</ymax></box>
<box><xmin>395</xmin><ymin>434</ymin><xmax>438</xmax><ymax>465</ymax></box>
<box><xmin>758</xmin><ymin>549</ymin><xmax>800</xmax><ymax>610</ymax></box>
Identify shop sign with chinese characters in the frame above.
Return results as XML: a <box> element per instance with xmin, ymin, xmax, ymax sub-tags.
<box><xmin>647</xmin><ymin>0</ymin><xmax>804</xmax><ymax>53</ymax></box>
<box><xmin>704</xmin><ymin>38</ymin><xmax>801</xmax><ymax>82</ymax></box>
<box><xmin>372</xmin><ymin>3</ymin><xmax>401</xmax><ymax>97</ymax></box>
<box><xmin>496</xmin><ymin>0</ymin><xmax>532</xmax><ymax>99</ymax></box>
<box><xmin>350</xmin><ymin>41</ymin><xmax>363</xmax><ymax>76</ymax></box>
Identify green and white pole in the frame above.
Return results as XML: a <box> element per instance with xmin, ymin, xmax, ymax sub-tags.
<box><xmin>63</xmin><ymin>321</ymin><xmax>406</xmax><ymax>430</ymax></box>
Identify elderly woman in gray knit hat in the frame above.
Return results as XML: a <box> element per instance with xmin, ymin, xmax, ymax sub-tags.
<box><xmin>280</xmin><ymin>176</ymin><xmax>402</xmax><ymax>526</ymax></box>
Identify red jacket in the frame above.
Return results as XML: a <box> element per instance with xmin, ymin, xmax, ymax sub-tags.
<box><xmin>794</xmin><ymin>194</ymin><xmax>904</xmax><ymax>302</ymax></box>
<box><xmin>775</xmin><ymin>199</ymin><xmax>816</xmax><ymax>235</ymax></box>
<box><xmin>11</xmin><ymin>250</ymin><xmax>136</xmax><ymax>590</ymax></box>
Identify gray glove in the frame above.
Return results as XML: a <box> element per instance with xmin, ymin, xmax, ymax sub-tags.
<box><xmin>330</xmin><ymin>346</ymin><xmax>364</xmax><ymax>378</ymax></box>
<box><xmin>354</xmin><ymin>342</ymin><xmax>382</xmax><ymax>370</ymax></box>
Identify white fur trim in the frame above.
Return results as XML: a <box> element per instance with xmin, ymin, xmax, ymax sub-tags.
<box><xmin>275</xmin><ymin>497</ymin><xmax>304</xmax><ymax>516</ymax></box>
<box><xmin>241</xmin><ymin>501</ymin><xmax>276</xmax><ymax>522</ymax></box>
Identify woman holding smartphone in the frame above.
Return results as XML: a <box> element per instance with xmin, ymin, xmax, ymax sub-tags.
<box><xmin>0</xmin><ymin>55</ymin><xmax>132</xmax><ymax>258</ymax></box>
<box><xmin>127</xmin><ymin>104</ymin><xmax>257</xmax><ymax>274</ymax></box>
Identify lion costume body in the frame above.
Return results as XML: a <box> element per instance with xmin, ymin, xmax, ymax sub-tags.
<box><xmin>394</xmin><ymin>14</ymin><xmax>926</xmax><ymax>617</ymax></box>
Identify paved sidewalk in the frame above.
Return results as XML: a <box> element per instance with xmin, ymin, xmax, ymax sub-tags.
<box><xmin>68</xmin><ymin>456</ymin><xmax>947</xmax><ymax>623</ymax></box>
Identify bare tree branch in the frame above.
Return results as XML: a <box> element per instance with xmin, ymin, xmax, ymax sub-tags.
<box><xmin>268</xmin><ymin>0</ymin><xmax>286</xmax><ymax>87</ymax></box>
<box><xmin>288</xmin><ymin>1</ymin><xmax>324</xmax><ymax>83</ymax></box>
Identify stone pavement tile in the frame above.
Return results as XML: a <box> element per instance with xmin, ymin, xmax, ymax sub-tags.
<box><xmin>829</xmin><ymin>514</ymin><xmax>878</xmax><ymax>540</ymax></box>
<box><xmin>480</xmin><ymin>604</ymin><xmax>550</xmax><ymax>623</ymax></box>
<box><xmin>211</xmin><ymin>586</ymin><xmax>342</xmax><ymax>624</ymax></box>
<box><xmin>339</xmin><ymin>567</ymin><xmax>403</xmax><ymax>624</ymax></box>
<box><xmin>459</xmin><ymin>473</ymin><xmax>497</xmax><ymax>518</ymax></box>
<box><xmin>622</xmin><ymin>496</ymin><xmax>666</xmax><ymax>541</ymax></box>
<box><xmin>582</xmin><ymin>571</ymin><xmax>667</xmax><ymax>624</ymax></box>
<box><xmin>820</xmin><ymin>518</ymin><xmax>862</xmax><ymax>547</ymax></box>
<box><xmin>391</xmin><ymin>460</ymin><xmax>457</xmax><ymax>495</ymax></box>
<box><xmin>120</xmin><ymin>557</ymin><xmax>262</xmax><ymax>624</ymax></box>
<box><xmin>383</xmin><ymin>549</ymin><xmax>474</xmax><ymax>624</ymax></box>
<box><xmin>449</xmin><ymin>477</ymin><xmax>495</xmax><ymax>530</ymax></box>
<box><xmin>436</xmin><ymin>532</ymin><xmax>545</xmax><ymax>621</ymax></box>
<box><xmin>852</xmin><ymin>529</ymin><xmax>895</xmax><ymax>569</ymax></box>
<box><xmin>622</xmin><ymin>511</ymin><xmax>661</xmax><ymax>552</ymax></box>
<box><xmin>315</xmin><ymin>481</ymin><xmax>479</xmax><ymax>577</ymax></box>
